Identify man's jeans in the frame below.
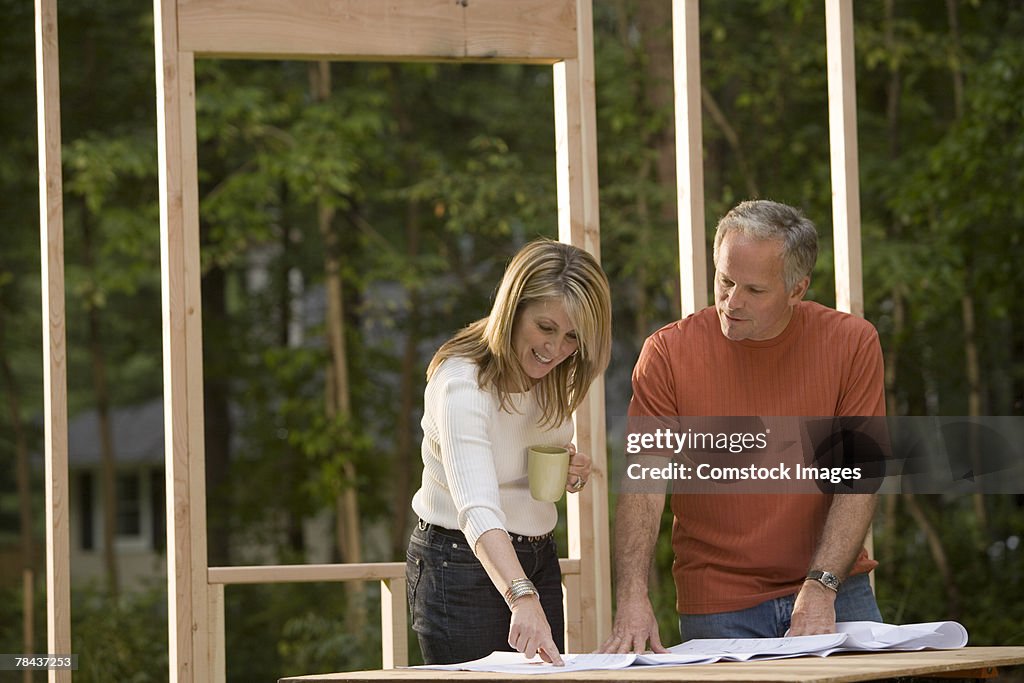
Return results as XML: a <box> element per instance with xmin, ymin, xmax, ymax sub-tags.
<box><xmin>406</xmin><ymin>521</ymin><xmax>564</xmax><ymax>665</ymax></box>
<box><xmin>678</xmin><ymin>573</ymin><xmax>882</xmax><ymax>640</ymax></box>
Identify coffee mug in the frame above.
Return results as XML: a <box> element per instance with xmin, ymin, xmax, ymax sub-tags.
<box><xmin>528</xmin><ymin>445</ymin><xmax>570</xmax><ymax>502</ymax></box>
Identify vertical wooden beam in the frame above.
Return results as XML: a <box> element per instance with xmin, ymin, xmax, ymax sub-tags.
<box><xmin>34</xmin><ymin>0</ymin><xmax>72</xmax><ymax>679</ymax></box>
<box><xmin>155</xmin><ymin>0</ymin><xmax>210</xmax><ymax>678</ymax></box>
<box><xmin>380</xmin><ymin>578</ymin><xmax>408</xmax><ymax>668</ymax></box>
<box><xmin>209</xmin><ymin>584</ymin><xmax>226</xmax><ymax>683</ymax></box>
<box><xmin>22</xmin><ymin>570</ymin><xmax>34</xmax><ymax>683</ymax></box>
<box><xmin>826</xmin><ymin>0</ymin><xmax>874</xmax><ymax>574</ymax></box>
<box><xmin>554</xmin><ymin>0</ymin><xmax>610</xmax><ymax>651</ymax></box>
<box><xmin>826</xmin><ymin>0</ymin><xmax>863</xmax><ymax>317</ymax></box>
<box><xmin>180</xmin><ymin>49</ymin><xmax>213</xmax><ymax>683</ymax></box>
<box><xmin>561</xmin><ymin>571</ymin><xmax>582</xmax><ymax>653</ymax></box>
<box><xmin>674</xmin><ymin>0</ymin><xmax>707</xmax><ymax>317</ymax></box>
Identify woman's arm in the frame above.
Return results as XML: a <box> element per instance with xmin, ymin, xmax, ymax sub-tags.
<box><xmin>475</xmin><ymin>529</ymin><xmax>564</xmax><ymax>665</ymax></box>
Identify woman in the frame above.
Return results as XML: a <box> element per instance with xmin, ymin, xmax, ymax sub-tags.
<box><xmin>406</xmin><ymin>239</ymin><xmax>612</xmax><ymax>665</ymax></box>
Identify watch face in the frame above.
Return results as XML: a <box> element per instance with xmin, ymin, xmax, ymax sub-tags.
<box><xmin>809</xmin><ymin>570</ymin><xmax>841</xmax><ymax>591</ymax></box>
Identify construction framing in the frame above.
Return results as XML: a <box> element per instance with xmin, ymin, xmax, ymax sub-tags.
<box><xmin>33</xmin><ymin>1</ymin><xmax>865</xmax><ymax>681</ymax></box>
<box><xmin>154</xmin><ymin>1</ymin><xmax>609</xmax><ymax>679</ymax></box>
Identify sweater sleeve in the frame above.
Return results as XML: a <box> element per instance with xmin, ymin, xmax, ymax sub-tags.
<box><xmin>429</xmin><ymin>365</ymin><xmax>507</xmax><ymax>550</ymax></box>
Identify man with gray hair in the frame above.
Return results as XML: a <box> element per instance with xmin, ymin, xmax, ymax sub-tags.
<box><xmin>602</xmin><ymin>199</ymin><xmax>884</xmax><ymax>652</ymax></box>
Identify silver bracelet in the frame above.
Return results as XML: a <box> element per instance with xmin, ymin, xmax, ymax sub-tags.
<box><xmin>503</xmin><ymin>577</ymin><xmax>538</xmax><ymax>608</ymax></box>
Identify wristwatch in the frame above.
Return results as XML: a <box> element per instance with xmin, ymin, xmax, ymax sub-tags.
<box><xmin>806</xmin><ymin>569</ymin><xmax>841</xmax><ymax>592</ymax></box>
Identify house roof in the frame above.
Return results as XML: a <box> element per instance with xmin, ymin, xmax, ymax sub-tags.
<box><xmin>66</xmin><ymin>398</ymin><xmax>164</xmax><ymax>467</ymax></box>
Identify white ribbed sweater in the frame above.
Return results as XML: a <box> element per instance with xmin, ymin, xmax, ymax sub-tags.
<box><xmin>411</xmin><ymin>357</ymin><xmax>574</xmax><ymax>551</ymax></box>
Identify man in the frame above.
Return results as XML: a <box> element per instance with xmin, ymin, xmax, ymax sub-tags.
<box><xmin>602</xmin><ymin>200</ymin><xmax>884</xmax><ymax>653</ymax></box>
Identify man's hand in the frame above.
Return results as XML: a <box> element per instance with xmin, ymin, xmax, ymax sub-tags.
<box><xmin>787</xmin><ymin>580</ymin><xmax>837</xmax><ymax>635</ymax></box>
<box><xmin>598</xmin><ymin>596</ymin><xmax>670</xmax><ymax>654</ymax></box>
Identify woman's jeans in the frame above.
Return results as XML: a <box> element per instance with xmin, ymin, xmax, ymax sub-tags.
<box><xmin>406</xmin><ymin>521</ymin><xmax>564</xmax><ymax>665</ymax></box>
<box><xmin>678</xmin><ymin>572</ymin><xmax>883</xmax><ymax>640</ymax></box>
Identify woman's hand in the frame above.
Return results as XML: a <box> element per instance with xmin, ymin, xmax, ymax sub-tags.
<box><xmin>508</xmin><ymin>595</ymin><xmax>564</xmax><ymax>665</ymax></box>
<box><xmin>565</xmin><ymin>443</ymin><xmax>592</xmax><ymax>493</ymax></box>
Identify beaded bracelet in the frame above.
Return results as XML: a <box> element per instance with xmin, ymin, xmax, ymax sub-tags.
<box><xmin>503</xmin><ymin>577</ymin><xmax>539</xmax><ymax>608</ymax></box>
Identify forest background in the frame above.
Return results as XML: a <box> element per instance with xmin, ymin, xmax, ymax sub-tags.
<box><xmin>1</xmin><ymin>1</ymin><xmax>1022</xmax><ymax>681</ymax></box>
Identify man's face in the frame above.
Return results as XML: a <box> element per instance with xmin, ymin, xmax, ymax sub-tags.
<box><xmin>714</xmin><ymin>233</ymin><xmax>808</xmax><ymax>341</ymax></box>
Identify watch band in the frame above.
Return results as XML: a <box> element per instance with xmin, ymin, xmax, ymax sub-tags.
<box><xmin>806</xmin><ymin>569</ymin><xmax>841</xmax><ymax>592</ymax></box>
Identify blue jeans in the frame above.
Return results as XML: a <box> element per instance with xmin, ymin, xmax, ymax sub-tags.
<box><xmin>678</xmin><ymin>573</ymin><xmax>882</xmax><ymax>640</ymax></box>
<box><xmin>406</xmin><ymin>521</ymin><xmax>564</xmax><ymax>665</ymax></box>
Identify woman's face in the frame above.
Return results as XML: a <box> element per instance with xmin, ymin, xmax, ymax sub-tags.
<box><xmin>511</xmin><ymin>299</ymin><xmax>580</xmax><ymax>382</ymax></box>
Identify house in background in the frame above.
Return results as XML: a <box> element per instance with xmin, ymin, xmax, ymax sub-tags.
<box><xmin>65</xmin><ymin>397</ymin><xmax>337</xmax><ymax>592</ymax></box>
<box><xmin>67</xmin><ymin>398</ymin><xmax>167</xmax><ymax>591</ymax></box>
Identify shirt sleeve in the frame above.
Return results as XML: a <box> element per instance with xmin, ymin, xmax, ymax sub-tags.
<box><xmin>628</xmin><ymin>332</ymin><xmax>679</xmax><ymax>419</ymax></box>
<box><xmin>626</xmin><ymin>332</ymin><xmax>686</xmax><ymax>463</ymax></box>
<box><xmin>837</xmin><ymin>323</ymin><xmax>886</xmax><ymax>418</ymax></box>
<box><xmin>429</xmin><ymin>366</ymin><xmax>506</xmax><ymax>550</ymax></box>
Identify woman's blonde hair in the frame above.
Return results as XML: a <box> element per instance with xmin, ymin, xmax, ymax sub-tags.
<box><xmin>427</xmin><ymin>238</ymin><xmax>612</xmax><ymax>427</ymax></box>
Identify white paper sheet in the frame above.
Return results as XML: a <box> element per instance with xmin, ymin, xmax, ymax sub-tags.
<box><xmin>410</xmin><ymin>621</ymin><xmax>968</xmax><ymax>674</ymax></box>
<box><xmin>413</xmin><ymin>651</ymin><xmax>640</xmax><ymax>674</ymax></box>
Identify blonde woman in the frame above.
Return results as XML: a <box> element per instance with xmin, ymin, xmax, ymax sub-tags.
<box><xmin>407</xmin><ymin>239</ymin><xmax>612</xmax><ymax>665</ymax></box>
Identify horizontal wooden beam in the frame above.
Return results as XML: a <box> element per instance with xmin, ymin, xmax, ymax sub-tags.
<box><xmin>178</xmin><ymin>0</ymin><xmax>577</xmax><ymax>63</ymax></box>
<box><xmin>208</xmin><ymin>559</ymin><xmax>581</xmax><ymax>585</ymax></box>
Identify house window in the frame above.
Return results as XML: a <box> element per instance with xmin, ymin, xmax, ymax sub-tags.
<box><xmin>79</xmin><ymin>471</ymin><xmax>94</xmax><ymax>551</ymax></box>
<box><xmin>150</xmin><ymin>469</ymin><xmax>165</xmax><ymax>552</ymax></box>
<box><xmin>77</xmin><ymin>468</ymin><xmax>155</xmax><ymax>552</ymax></box>
<box><xmin>117</xmin><ymin>473</ymin><xmax>143</xmax><ymax>538</ymax></box>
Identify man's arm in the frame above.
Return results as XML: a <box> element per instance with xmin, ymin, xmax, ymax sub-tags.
<box><xmin>598</xmin><ymin>490</ymin><xmax>670</xmax><ymax>653</ymax></box>
<box><xmin>788</xmin><ymin>493</ymin><xmax>877</xmax><ymax>635</ymax></box>
<box><xmin>600</xmin><ymin>331</ymin><xmax>677</xmax><ymax>653</ymax></box>
<box><xmin>789</xmin><ymin>321</ymin><xmax>887</xmax><ymax>636</ymax></box>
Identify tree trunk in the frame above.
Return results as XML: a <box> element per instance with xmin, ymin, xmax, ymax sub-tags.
<box><xmin>279</xmin><ymin>197</ymin><xmax>307</xmax><ymax>556</ymax></box>
<box><xmin>701</xmin><ymin>86</ymin><xmax>759</xmax><ymax>199</ymax></box>
<box><xmin>634</xmin><ymin>159</ymin><xmax>652</xmax><ymax>343</ymax></box>
<box><xmin>945</xmin><ymin>0</ymin><xmax>988</xmax><ymax>539</ymax></box>
<box><xmin>0</xmin><ymin>306</ymin><xmax>35</xmax><ymax>671</ymax></box>
<box><xmin>633</xmin><ymin>0</ymin><xmax>683</xmax><ymax>319</ymax></box>
<box><xmin>82</xmin><ymin>205</ymin><xmax>119</xmax><ymax>596</ymax></box>
<box><xmin>902</xmin><ymin>495</ymin><xmax>961</xmax><ymax>620</ymax></box>
<box><xmin>203</xmin><ymin>264</ymin><xmax>233</xmax><ymax>567</ymax></box>
<box><xmin>878</xmin><ymin>0</ymin><xmax>903</xmax><ymax>582</ymax></box>
<box><xmin>309</xmin><ymin>62</ymin><xmax>365</xmax><ymax>612</ymax></box>
<box><xmin>384</xmin><ymin>66</ymin><xmax>424</xmax><ymax>559</ymax></box>
<box><xmin>961</xmin><ymin>292</ymin><xmax>987</xmax><ymax>535</ymax></box>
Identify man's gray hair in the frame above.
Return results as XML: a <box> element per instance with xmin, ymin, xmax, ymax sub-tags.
<box><xmin>712</xmin><ymin>199</ymin><xmax>819</xmax><ymax>291</ymax></box>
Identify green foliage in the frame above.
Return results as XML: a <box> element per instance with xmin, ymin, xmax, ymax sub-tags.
<box><xmin>70</xmin><ymin>583</ymin><xmax>169</xmax><ymax>682</ymax></box>
<box><xmin>875</xmin><ymin>495</ymin><xmax>1024</xmax><ymax>646</ymax></box>
<box><xmin>226</xmin><ymin>582</ymin><xmax>384</xmax><ymax>680</ymax></box>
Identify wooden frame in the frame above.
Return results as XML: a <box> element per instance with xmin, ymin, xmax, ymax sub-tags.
<box><xmin>669</xmin><ymin>0</ymin><xmax>872</xmax><ymax>570</ymax></box>
<box><xmin>826</xmin><ymin>0</ymin><xmax>864</xmax><ymax>317</ymax></box>
<box><xmin>672</xmin><ymin>0</ymin><xmax>863</xmax><ymax>317</ymax></box>
<box><xmin>34</xmin><ymin>0</ymin><xmax>869</xmax><ymax>679</ymax></box>
<box><xmin>34</xmin><ymin>1</ymin><xmax>72</xmax><ymax>681</ymax></box>
<box><xmin>674</xmin><ymin>0</ymin><xmax>707</xmax><ymax>316</ymax></box>
<box><xmin>153</xmin><ymin>0</ymin><xmax>608</xmax><ymax>679</ymax></box>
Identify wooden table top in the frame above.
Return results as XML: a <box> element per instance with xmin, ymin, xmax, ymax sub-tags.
<box><xmin>279</xmin><ymin>646</ymin><xmax>1024</xmax><ymax>683</ymax></box>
